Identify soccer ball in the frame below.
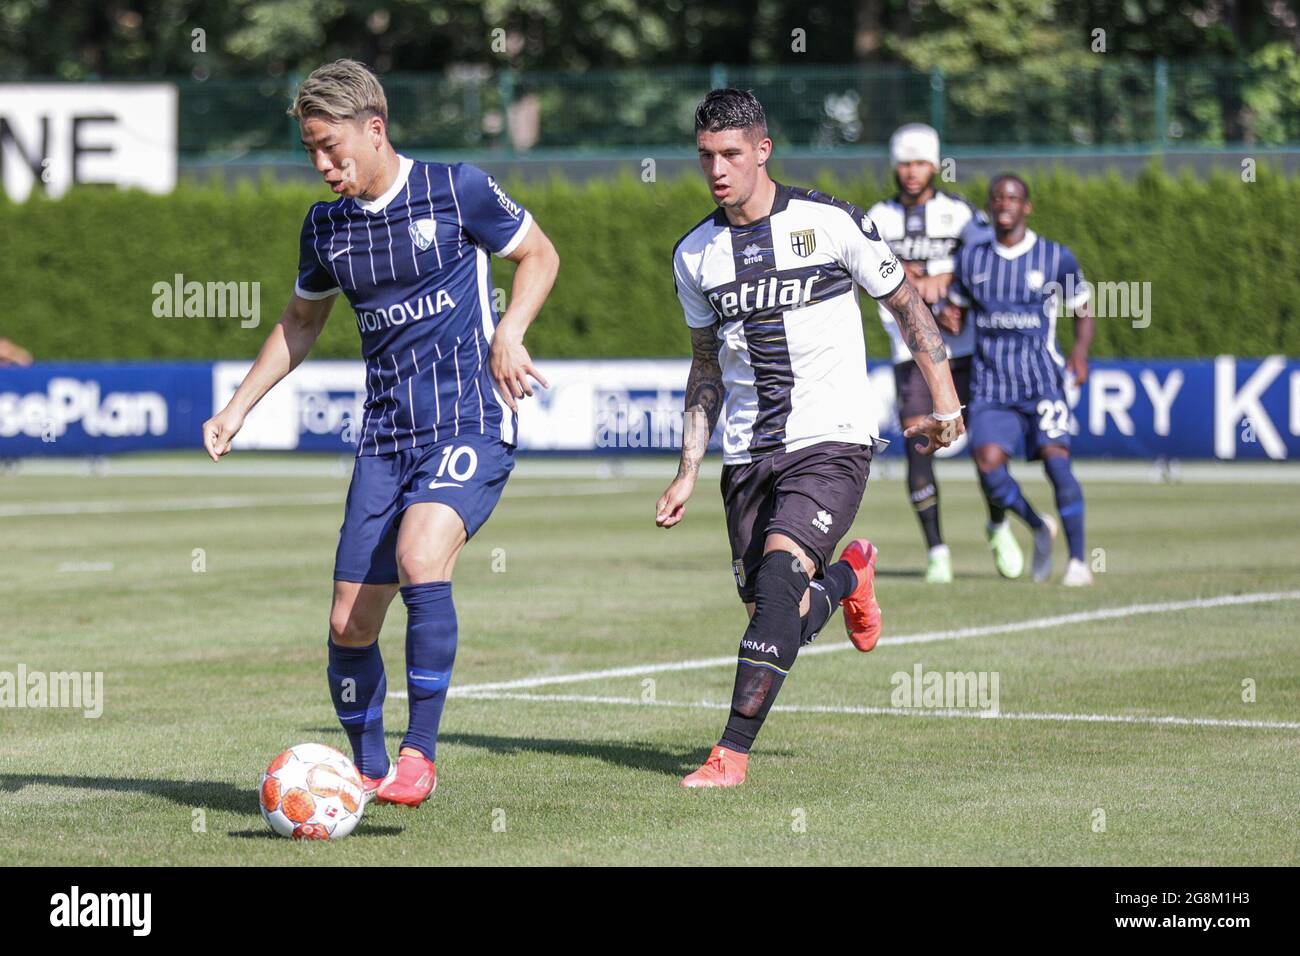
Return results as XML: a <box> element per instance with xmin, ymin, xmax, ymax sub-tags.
<box><xmin>259</xmin><ymin>743</ymin><xmax>365</xmax><ymax>840</ymax></box>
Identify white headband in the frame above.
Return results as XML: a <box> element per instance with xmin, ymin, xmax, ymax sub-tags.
<box><xmin>890</xmin><ymin>123</ymin><xmax>940</xmax><ymax>167</ymax></box>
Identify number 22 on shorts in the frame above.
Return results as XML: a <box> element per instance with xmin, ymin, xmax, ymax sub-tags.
<box><xmin>1036</xmin><ymin>399</ymin><xmax>1071</xmax><ymax>438</ymax></box>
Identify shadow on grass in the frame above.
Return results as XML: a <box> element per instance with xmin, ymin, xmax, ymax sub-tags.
<box><xmin>875</xmin><ymin>568</ymin><xmax>1007</xmax><ymax>581</ymax></box>
<box><xmin>442</xmin><ymin>732</ymin><xmax>706</xmax><ymax>777</ymax></box>
<box><xmin>0</xmin><ymin>774</ymin><xmax>405</xmax><ymax>839</ymax></box>
<box><xmin>305</xmin><ymin>728</ymin><xmax>796</xmax><ymax>779</ymax></box>
<box><xmin>0</xmin><ymin>773</ymin><xmax>255</xmax><ymax>815</ymax></box>
<box><xmin>228</xmin><ymin>825</ymin><xmax>404</xmax><ymax>839</ymax></box>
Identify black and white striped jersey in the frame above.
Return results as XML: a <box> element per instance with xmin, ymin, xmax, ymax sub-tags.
<box><xmin>865</xmin><ymin>190</ymin><xmax>990</xmax><ymax>363</ymax></box>
<box><xmin>672</xmin><ymin>182</ymin><xmax>903</xmax><ymax>465</ymax></box>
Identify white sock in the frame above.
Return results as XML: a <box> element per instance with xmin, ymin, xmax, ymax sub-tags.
<box><xmin>928</xmin><ymin>544</ymin><xmax>950</xmax><ymax>560</ymax></box>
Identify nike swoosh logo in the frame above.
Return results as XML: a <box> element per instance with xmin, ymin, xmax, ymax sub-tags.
<box><xmin>972</xmin><ymin>273</ymin><xmax>989</xmax><ymax>284</ymax></box>
<box><xmin>329</xmin><ymin>246</ymin><xmax>351</xmax><ymax>261</ymax></box>
<box><xmin>427</xmin><ymin>481</ymin><xmax>463</xmax><ymax>490</ymax></box>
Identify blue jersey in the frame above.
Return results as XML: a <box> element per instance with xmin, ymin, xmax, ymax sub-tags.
<box><xmin>295</xmin><ymin>155</ymin><xmax>531</xmax><ymax>456</ymax></box>
<box><xmin>949</xmin><ymin>229</ymin><xmax>1089</xmax><ymax>404</ymax></box>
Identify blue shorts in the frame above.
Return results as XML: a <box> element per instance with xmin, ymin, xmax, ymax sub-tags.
<box><xmin>969</xmin><ymin>397</ymin><xmax>1073</xmax><ymax>461</ymax></box>
<box><xmin>333</xmin><ymin>434</ymin><xmax>515</xmax><ymax>584</ymax></box>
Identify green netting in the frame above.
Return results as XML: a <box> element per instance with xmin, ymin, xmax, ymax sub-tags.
<box><xmin>173</xmin><ymin>59</ymin><xmax>1300</xmax><ymax>159</ymax></box>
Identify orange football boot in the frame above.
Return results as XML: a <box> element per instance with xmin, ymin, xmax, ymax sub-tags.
<box><xmin>839</xmin><ymin>539</ymin><xmax>882</xmax><ymax>651</ymax></box>
<box><xmin>680</xmin><ymin>745</ymin><xmax>749</xmax><ymax>788</ymax></box>
<box><xmin>375</xmin><ymin>747</ymin><xmax>438</xmax><ymax>807</ymax></box>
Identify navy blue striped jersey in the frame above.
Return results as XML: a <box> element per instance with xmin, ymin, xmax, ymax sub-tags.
<box><xmin>295</xmin><ymin>155</ymin><xmax>531</xmax><ymax>455</ymax></box>
<box><xmin>948</xmin><ymin>229</ymin><xmax>1090</xmax><ymax>404</ymax></box>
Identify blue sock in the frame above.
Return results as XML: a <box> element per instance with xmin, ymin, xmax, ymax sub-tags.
<box><xmin>400</xmin><ymin>581</ymin><xmax>457</xmax><ymax>761</ymax></box>
<box><xmin>979</xmin><ymin>465</ymin><xmax>1044</xmax><ymax>530</ymax></box>
<box><xmin>326</xmin><ymin>639</ymin><xmax>389</xmax><ymax>779</ymax></box>
<box><xmin>1044</xmin><ymin>456</ymin><xmax>1086</xmax><ymax>561</ymax></box>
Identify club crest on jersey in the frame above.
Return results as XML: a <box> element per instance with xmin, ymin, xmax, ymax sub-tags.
<box><xmin>1026</xmin><ymin>269</ymin><xmax>1045</xmax><ymax>292</ymax></box>
<box><xmin>790</xmin><ymin>229</ymin><xmax>817</xmax><ymax>258</ymax></box>
<box><xmin>861</xmin><ymin>216</ymin><xmax>881</xmax><ymax>241</ymax></box>
<box><xmin>408</xmin><ymin>218</ymin><xmax>437</xmax><ymax>251</ymax></box>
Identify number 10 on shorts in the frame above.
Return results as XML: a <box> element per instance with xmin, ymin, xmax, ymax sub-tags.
<box><xmin>435</xmin><ymin>444</ymin><xmax>479</xmax><ymax>483</ymax></box>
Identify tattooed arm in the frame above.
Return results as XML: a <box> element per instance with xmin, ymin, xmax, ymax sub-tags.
<box><xmin>882</xmin><ymin>277</ymin><xmax>966</xmax><ymax>456</ymax></box>
<box><xmin>656</xmin><ymin>323</ymin><xmax>724</xmax><ymax>528</ymax></box>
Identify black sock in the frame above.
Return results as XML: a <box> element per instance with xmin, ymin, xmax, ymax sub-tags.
<box><xmin>799</xmin><ymin>560</ymin><xmax>857</xmax><ymax>645</ymax></box>
<box><xmin>719</xmin><ymin>551</ymin><xmax>807</xmax><ymax>754</ymax></box>
<box><xmin>907</xmin><ymin>442</ymin><xmax>943</xmax><ymax>548</ymax></box>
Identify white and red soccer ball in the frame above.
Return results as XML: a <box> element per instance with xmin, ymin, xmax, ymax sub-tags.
<box><xmin>259</xmin><ymin>743</ymin><xmax>365</xmax><ymax>840</ymax></box>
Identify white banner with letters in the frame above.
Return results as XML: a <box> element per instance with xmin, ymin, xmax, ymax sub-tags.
<box><xmin>0</xmin><ymin>84</ymin><xmax>177</xmax><ymax>201</ymax></box>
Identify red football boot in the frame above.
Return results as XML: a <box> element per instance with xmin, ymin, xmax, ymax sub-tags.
<box><xmin>375</xmin><ymin>747</ymin><xmax>438</xmax><ymax>807</ymax></box>
<box><xmin>839</xmin><ymin>539</ymin><xmax>882</xmax><ymax>652</ymax></box>
<box><xmin>680</xmin><ymin>745</ymin><xmax>749</xmax><ymax>788</ymax></box>
<box><xmin>359</xmin><ymin>761</ymin><xmax>396</xmax><ymax>805</ymax></box>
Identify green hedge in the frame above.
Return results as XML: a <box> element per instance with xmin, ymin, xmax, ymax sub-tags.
<box><xmin>1</xmin><ymin>164</ymin><xmax>1296</xmax><ymax>361</ymax></box>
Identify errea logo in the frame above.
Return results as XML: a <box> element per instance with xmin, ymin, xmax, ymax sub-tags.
<box><xmin>813</xmin><ymin>509</ymin><xmax>833</xmax><ymax>533</ymax></box>
<box><xmin>741</xmin><ymin>243</ymin><xmax>763</xmax><ymax>265</ymax></box>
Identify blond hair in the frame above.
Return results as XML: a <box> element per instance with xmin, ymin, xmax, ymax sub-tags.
<box><xmin>288</xmin><ymin>59</ymin><xmax>388</xmax><ymax>124</ymax></box>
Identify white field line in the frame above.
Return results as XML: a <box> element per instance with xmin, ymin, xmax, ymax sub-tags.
<box><xmin>443</xmin><ymin>690</ymin><xmax>1300</xmax><ymax>731</ymax></box>
<box><xmin>0</xmin><ymin>482</ymin><xmax>637</xmax><ymax>518</ymax></box>
<box><xmin>420</xmin><ymin>590</ymin><xmax>1300</xmax><ymax>698</ymax></box>
<box><xmin>0</xmin><ymin>492</ymin><xmax>343</xmax><ymax>518</ymax></box>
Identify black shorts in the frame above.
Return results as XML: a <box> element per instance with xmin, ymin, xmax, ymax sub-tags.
<box><xmin>720</xmin><ymin>441</ymin><xmax>873</xmax><ymax>603</ymax></box>
<box><xmin>895</xmin><ymin>354</ymin><xmax>973</xmax><ymax>422</ymax></box>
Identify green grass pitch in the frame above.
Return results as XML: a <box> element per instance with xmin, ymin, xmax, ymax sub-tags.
<box><xmin>1</xmin><ymin>455</ymin><xmax>1296</xmax><ymax>865</ymax></box>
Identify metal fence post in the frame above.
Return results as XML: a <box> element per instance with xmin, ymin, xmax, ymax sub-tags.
<box><xmin>499</xmin><ymin>69</ymin><xmax>515</xmax><ymax>155</ymax></box>
<box><xmin>929</xmin><ymin>66</ymin><xmax>945</xmax><ymax>140</ymax></box>
<box><xmin>1154</xmin><ymin>57</ymin><xmax>1168</xmax><ymax>149</ymax></box>
<box><xmin>288</xmin><ymin>72</ymin><xmax>302</xmax><ymax>151</ymax></box>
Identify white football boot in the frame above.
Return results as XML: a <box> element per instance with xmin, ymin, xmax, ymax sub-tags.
<box><xmin>1062</xmin><ymin>558</ymin><xmax>1095</xmax><ymax>587</ymax></box>
<box><xmin>1031</xmin><ymin>514</ymin><xmax>1058</xmax><ymax>583</ymax></box>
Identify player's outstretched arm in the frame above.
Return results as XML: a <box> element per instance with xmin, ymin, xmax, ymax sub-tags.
<box><xmin>491</xmin><ymin>222</ymin><xmax>559</xmax><ymax>411</ymax></box>
<box><xmin>883</xmin><ymin>278</ymin><xmax>965</xmax><ymax>456</ymax></box>
<box><xmin>656</xmin><ymin>324</ymin><xmax>723</xmax><ymax>528</ymax></box>
<box><xmin>202</xmin><ymin>293</ymin><xmax>336</xmax><ymax>462</ymax></box>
